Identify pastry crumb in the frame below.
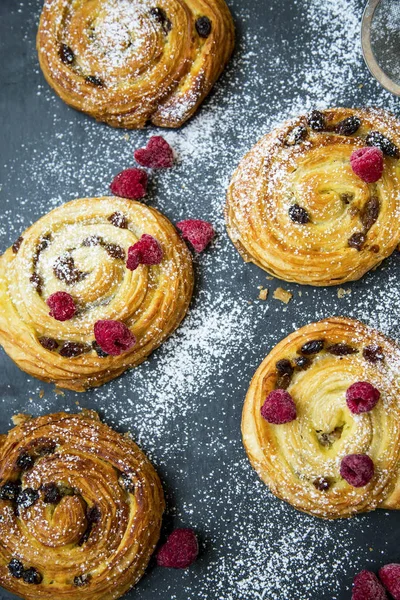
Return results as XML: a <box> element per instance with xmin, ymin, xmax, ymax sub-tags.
<box><xmin>273</xmin><ymin>287</ymin><xmax>292</xmax><ymax>304</ymax></box>
<box><xmin>39</xmin><ymin>389</ymin><xmax>44</xmax><ymax>399</ymax></box>
<box><xmin>258</xmin><ymin>288</ymin><xmax>269</xmax><ymax>300</ymax></box>
<box><xmin>337</xmin><ymin>288</ymin><xmax>351</xmax><ymax>298</ymax></box>
<box><xmin>12</xmin><ymin>414</ymin><xmax>31</xmax><ymax>426</ymax></box>
<box><xmin>266</xmin><ymin>276</ymin><xmax>274</xmax><ymax>280</ymax></box>
<box><xmin>54</xmin><ymin>387</ymin><xmax>65</xmax><ymax>396</ymax></box>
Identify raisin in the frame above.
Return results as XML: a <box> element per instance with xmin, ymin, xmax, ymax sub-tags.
<box><xmin>119</xmin><ymin>473</ymin><xmax>135</xmax><ymax>493</ymax></box>
<box><xmin>59</xmin><ymin>342</ymin><xmax>88</xmax><ymax>358</ymax></box>
<box><xmin>360</xmin><ymin>196</ymin><xmax>380</xmax><ymax>232</ymax></box>
<box><xmin>36</xmin><ymin>441</ymin><xmax>57</xmax><ymax>456</ymax></box>
<box><xmin>53</xmin><ymin>254</ymin><xmax>86</xmax><ymax>285</ymax></box>
<box><xmin>335</xmin><ymin>116</ymin><xmax>361</xmax><ymax>136</ymax></box>
<box><xmin>59</xmin><ymin>44</ymin><xmax>75</xmax><ymax>65</ymax></box>
<box><xmin>86</xmin><ymin>75</ymin><xmax>104</xmax><ymax>87</ymax></box>
<box><xmin>82</xmin><ymin>235</ymin><xmax>103</xmax><ymax>247</ymax></box>
<box><xmin>87</xmin><ymin>505</ymin><xmax>101</xmax><ymax>523</ymax></box>
<box><xmin>366</xmin><ymin>131</ymin><xmax>399</xmax><ymax>158</ymax></box>
<box><xmin>12</xmin><ymin>236</ymin><xmax>23</xmax><ymax>254</ymax></box>
<box><xmin>42</xmin><ymin>483</ymin><xmax>62</xmax><ymax>505</ymax></box>
<box><xmin>150</xmin><ymin>7</ymin><xmax>171</xmax><ymax>32</ymax></box>
<box><xmin>8</xmin><ymin>559</ymin><xmax>24</xmax><ymax>579</ymax></box>
<box><xmin>294</xmin><ymin>356</ymin><xmax>311</xmax><ymax>370</ymax></box>
<box><xmin>104</xmin><ymin>243</ymin><xmax>125</xmax><ymax>260</ymax></box>
<box><xmin>195</xmin><ymin>16</ymin><xmax>212</xmax><ymax>38</ymax></box>
<box><xmin>78</xmin><ymin>505</ymin><xmax>101</xmax><ymax>546</ymax></box>
<box><xmin>275</xmin><ymin>373</ymin><xmax>291</xmax><ymax>390</ymax></box>
<box><xmin>0</xmin><ymin>481</ymin><xmax>21</xmax><ymax>501</ymax></box>
<box><xmin>16</xmin><ymin>452</ymin><xmax>34</xmax><ymax>471</ymax></box>
<box><xmin>22</xmin><ymin>567</ymin><xmax>42</xmax><ymax>585</ymax></box>
<box><xmin>38</xmin><ymin>337</ymin><xmax>59</xmax><ymax>351</ymax></box>
<box><xmin>108</xmin><ymin>212</ymin><xmax>128</xmax><ymax>229</ymax></box>
<box><xmin>313</xmin><ymin>477</ymin><xmax>330</xmax><ymax>491</ymax></box>
<box><xmin>92</xmin><ymin>341</ymin><xmax>108</xmax><ymax>357</ymax></box>
<box><xmin>74</xmin><ymin>574</ymin><xmax>91</xmax><ymax>587</ymax></box>
<box><xmin>276</xmin><ymin>359</ymin><xmax>294</xmax><ymax>377</ymax></box>
<box><xmin>326</xmin><ymin>343</ymin><xmax>358</xmax><ymax>356</ymax></box>
<box><xmin>289</xmin><ymin>204</ymin><xmax>310</xmax><ymax>224</ymax></box>
<box><xmin>300</xmin><ymin>340</ymin><xmax>324</xmax><ymax>355</ymax></box>
<box><xmin>348</xmin><ymin>232</ymin><xmax>366</xmax><ymax>251</ymax></box>
<box><xmin>30</xmin><ymin>273</ymin><xmax>43</xmax><ymax>295</ymax></box>
<box><xmin>37</xmin><ymin>234</ymin><xmax>52</xmax><ymax>253</ymax></box>
<box><xmin>307</xmin><ymin>110</ymin><xmax>326</xmax><ymax>131</ymax></box>
<box><xmin>363</xmin><ymin>344</ymin><xmax>384</xmax><ymax>363</ymax></box>
<box><xmin>340</xmin><ymin>193</ymin><xmax>353</xmax><ymax>204</ymax></box>
<box><xmin>286</xmin><ymin>125</ymin><xmax>307</xmax><ymax>146</ymax></box>
<box><xmin>16</xmin><ymin>488</ymin><xmax>39</xmax><ymax>509</ymax></box>
<box><xmin>370</xmin><ymin>245</ymin><xmax>380</xmax><ymax>253</ymax></box>
<box><xmin>150</xmin><ymin>6</ymin><xmax>166</xmax><ymax>21</ymax></box>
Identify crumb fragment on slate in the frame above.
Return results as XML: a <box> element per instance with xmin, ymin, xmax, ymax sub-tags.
<box><xmin>337</xmin><ymin>288</ymin><xmax>351</xmax><ymax>298</ymax></box>
<box><xmin>259</xmin><ymin>288</ymin><xmax>269</xmax><ymax>300</ymax></box>
<box><xmin>273</xmin><ymin>287</ymin><xmax>292</xmax><ymax>304</ymax></box>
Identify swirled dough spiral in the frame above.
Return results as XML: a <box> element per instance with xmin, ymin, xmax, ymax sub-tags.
<box><xmin>242</xmin><ymin>317</ymin><xmax>400</xmax><ymax>519</ymax></box>
<box><xmin>0</xmin><ymin>197</ymin><xmax>194</xmax><ymax>391</ymax></box>
<box><xmin>0</xmin><ymin>411</ymin><xmax>164</xmax><ymax>600</ymax></box>
<box><xmin>37</xmin><ymin>0</ymin><xmax>235</xmax><ymax>128</ymax></box>
<box><xmin>226</xmin><ymin>107</ymin><xmax>400</xmax><ymax>286</ymax></box>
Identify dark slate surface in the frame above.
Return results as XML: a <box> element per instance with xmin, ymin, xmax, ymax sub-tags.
<box><xmin>1</xmin><ymin>0</ymin><xmax>400</xmax><ymax>599</ymax></box>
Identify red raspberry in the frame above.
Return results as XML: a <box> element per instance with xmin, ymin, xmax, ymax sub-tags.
<box><xmin>156</xmin><ymin>529</ymin><xmax>198</xmax><ymax>569</ymax></box>
<box><xmin>47</xmin><ymin>292</ymin><xmax>76</xmax><ymax>321</ymax></box>
<box><xmin>110</xmin><ymin>168</ymin><xmax>148</xmax><ymax>199</ymax></box>
<box><xmin>134</xmin><ymin>136</ymin><xmax>174</xmax><ymax>168</ymax></box>
<box><xmin>126</xmin><ymin>234</ymin><xmax>163</xmax><ymax>271</ymax></box>
<box><xmin>346</xmin><ymin>381</ymin><xmax>380</xmax><ymax>414</ymax></box>
<box><xmin>94</xmin><ymin>320</ymin><xmax>136</xmax><ymax>356</ymax></box>
<box><xmin>350</xmin><ymin>147</ymin><xmax>384</xmax><ymax>183</ymax></box>
<box><xmin>260</xmin><ymin>389</ymin><xmax>297</xmax><ymax>424</ymax></box>
<box><xmin>340</xmin><ymin>454</ymin><xmax>374</xmax><ymax>487</ymax></box>
<box><xmin>352</xmin><ymin>570</ymin><xmax>387</xmax><ymax>600</ymax></box>
<box><xmin>379</xmin><ymin>564</ymin><xmax>400</xmax><ymax>600</ymax></box>
<box><xmin>176</xmin><ymin>219</ymin><xmax>215</xmax><ymax>252</ymax></box>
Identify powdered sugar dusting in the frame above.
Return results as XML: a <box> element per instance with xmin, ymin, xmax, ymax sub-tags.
<box><xmin>1</xmin><ymin>0</ymin><xmax>400</xmax><ymax>599</ymax></box>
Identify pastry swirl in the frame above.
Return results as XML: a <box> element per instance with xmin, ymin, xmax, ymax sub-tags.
<box><xmin>0</xmin><ymin>411</ymin><xmax>164</xmax><ymax>600</ymax></box>
<box><xmin>226</xmin><ymin>107</ymin><xmax>400</xmax><ymax>286</ymax></box>
<box><xmin>37</xmin><ymin>0</ymin><xmax>235</xmax><ymax>128</ymax></box>
<box><xmin>0</xmin><ymin>197</ymin><xmax>194</xmax><ymax>391</ymax></box>
<box><xmin>242</xmin><ymin>317</ymin><xmax>400</xmax><ymax>519</ymax></box>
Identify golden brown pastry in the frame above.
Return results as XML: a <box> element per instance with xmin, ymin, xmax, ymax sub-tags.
<box><xmin>37</xmin><ymin>0</ymin><xmax>235</xmax><ymax>128</ymax></box>
<box><xmin>226</xmin><ymin>107</ymin><xmax>400</xmax><ymax>286</ymax></box>
<box><xmin>242</xmin><ymin>317</ymin><xmax>400</xmax><ymax>519</ymax></box>
<box><xmin>0</xmin><ymin>196</ymin><xmax>194</xmax><ymax>391</ymax></box>
<box><xmin>0</xmin><ymin>410</ymin><xmax>164</xmax><ymax>600</ymax></box>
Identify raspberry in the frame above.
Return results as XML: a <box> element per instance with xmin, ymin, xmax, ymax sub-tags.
<box><xmin>346</xmin><ymin>381</ymin><xmax>380</xmax><ymax>414</ymax></box>
<box><xmin>379</xmin><ymin>564</ymin><xmax>400</xmax><ymax>600</ymax></box>
<box><xmin>134</xmin><ymin>136</ymin><xmax>174</xmax><ymax>168</ymax></box>
<box><xmin>47</xmin><ymin>292</ymin><xmax>76</xmax><ymax>321</ymax></box>
<box><xmin>94</xmin><ymin>320</ymin><xmax>136</xmax><ymax>356</ymax></box>
<box><xmin>340</xmin><ymin>454</ymin><xmax>374</xmax><ymax>487</ymax></box>
<box><xmin>110</xmin><ymin>168</ymin><xmax>148</xmax><ymax>199</ymax></box>
<box><xmin>176</xmin><ymin>219</ymin><xmax>215</xmax><ymax>252</ymax></box>
<box><xmin>260</xmin><ymin>389</ymin><xmax>297</xmax><ymax>424</ymax></box>
<box><xmin>352</xmin><ymin>570</ymin><xmax>387</xmax><ymax>600</ymax></box>
<box><xmin>126</xmin><ymin>234</ymin><xmax>163</xmax><ymax>271</ymax></box>
<box><xmin>350</xmin><ymin>147</ymin><xmax>384</xmax><ymax>183</ymax></box>
<box><xmin>156</xmin><ymin>529</ymin><xmax>198</xmax><ymax>569</ymax></box>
